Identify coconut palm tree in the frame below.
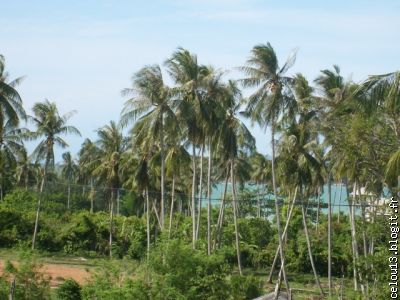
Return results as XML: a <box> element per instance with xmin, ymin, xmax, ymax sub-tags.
<box><xmin>60</xmin><ymin>151</ymin><xmax>78</xmax><ymax>209</ymax></box>
<box><xmin>165</xmin><ymin>48</ymin><xmax>209</xmax><ymax>248</ymax></box>
<box><xmin>165</xmin><ymin>142</ymin><xmax>191</xmax><ymax>238</ymax></box>
<box><xmin>93</xmin><ymin>121</ymin><xmax>126</xmax><ymax>258</ymax></box>
<box><xmin>0</xmin><ymin>55</ymin><xmax>26</xmax><ymax>199</ymax></box>
<box><xmin>250</xmin><ymin>152</ymin><xmax>272</xmax><ymax>218</ymax></box>
<box><xmin>121</xmin><ymin>64</ymin><xmax>177</xmax><ymax>231</ymax></box>
<box><xmin>77</xmin><ymin>138</ymin><xmax>100</xmax><ymax>213</ymax></box>
<box><xmin>240</xmin><ymin>42</ymin><xmax>297</xmax><ymax>294</ymax></box>
<box><xmin>15</xmin><ymin>148</ymin><xmax>36</xmax><ymax>190</ymax></box>
<box><xmin>200</xmin><ymin>67</ymin><xmax>226</xmax><ymax>255</ymax></box>
<box><xmin>29</xmin><ymin>100</ymin><xmax>80</xmax><ymax>249</ymax></box>
<box><xmin>217</xmin><ymin>80</ymin><xmax>255</xmax><ymax>275</ymax></box>
<box><xmin>0</xmin><ymin>118</ymin><xmax>27</xmax><ymax>197</ymax></box>
<box><xmin>276</xmin><ymin>94</ymin><xmax>324</xmax><ymax>296</ymax></box>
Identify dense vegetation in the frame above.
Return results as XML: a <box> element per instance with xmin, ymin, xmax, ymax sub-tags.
<box><xmin>0</xmin><ymin>44</ymin><xmax>398</xmax><ymax>299</ymax></box>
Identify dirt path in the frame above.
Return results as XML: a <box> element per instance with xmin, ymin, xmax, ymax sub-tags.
<box><xmin>0</xmin><ymin>259</ymin><xmax>92</xmax><ymax>287</ymax></box>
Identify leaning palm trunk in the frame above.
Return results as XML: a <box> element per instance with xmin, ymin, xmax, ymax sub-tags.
<box><xmin>301</xmin><ymin>201</ymin><xmax>324</xmax><ymax>296</ymax></box>
<box><xmin>160</xmin><ymin>114</ymin><xmax>165</xmax><ymax>230</ymax></box>
<box><xmin>32</xmin><ymin>173</ymin><xmax>46</xmax><ymax>250</ymax></box>
<box><xmin>207</xmin><ymin>140</ymin><xmax>212</xmax><ymax>255</ymax></box>
<box><xmin>214</xmin><ymin>169</ymin><xmax>229</xmax><ymax>250</ymax></box>
<box><xmin>196</xmin><ymin>144</ymin><xmax>204</xmax><ymax>240</ymax></box>
<box><xmin>268</xmin><ymin>187</ymin><xmax>298</xmax><ymax>283</ymax></box>
<box><xmin>271</xmin><ymin>123</ymin><xmax>290</xmax><ymax>298</ymax></box>
<box><xmin>168</xmin><ymin>176</ymin><xmax>176</xmax><ymax>239</ymax></box>
<box><xmin>191</xmin><ymin>145</ymin><xmax>197</xmax><ymax>249</ymax></box>
<box><xmin>230</xmin><ymin>159</ymin><xmax>242</xmax><ymax>275</ymax></box>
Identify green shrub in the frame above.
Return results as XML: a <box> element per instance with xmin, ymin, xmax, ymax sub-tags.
<box><xmin>56</xmin><ymin>279</ymin><xmax>82</xmax><ymax>300</ymax></box>
<box><xmin>229</xmin><ymin>275</ymin><xmax>262</xmax><ymax>300</ymax></box>
<box><xmin>1</xmin><ymin>256</ymin><xmax>51</xmax><ymax>300</ymax></box>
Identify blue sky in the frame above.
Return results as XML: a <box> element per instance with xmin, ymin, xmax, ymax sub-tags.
<box><xmin>1</xmin><ymin>0</ymin><xmax>399</xmax><ymax>159</ymax></box>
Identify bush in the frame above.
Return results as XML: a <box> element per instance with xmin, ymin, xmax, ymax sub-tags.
<box><xmin>229</xmin><ymin>275</ymin><xmax>262</xmax><ymax>300</ymax></box>
<box><xmin>56</xmin><ymin>279</ymin><xmax>82</xmax><ymax>300</ymax></box>
<box><xmin>1</xmin><ymin>255</ymin><xmax>51</xmax><ymax>300</ymax></box>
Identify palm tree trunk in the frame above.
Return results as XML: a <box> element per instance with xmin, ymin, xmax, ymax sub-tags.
<box><xmin>359</xmin><ymin>186</ymin><xmax>370</xmax><ymax>298</ymax></box>
<box><xmin>196</xmin><ymin>144</ymin><xmax>204</xmax><ymax>240</ymax></box>
<box><xmin>32</xmin><ymin>173</ymin><xmax>45</xmax><ymax>250</ymax></box>
<box><xmin>316</xmin><ymin>187</ymin><xmax>321</xmax><ymax>233</ymax></box>
<box><xmin>215</xmin><ymin>169</ymin><xmax>229</xmax><ymax>250</ymax></box>
<box><xmin>67</xmin><ymin>184</ymin><xmax>71</xmax><ymax>209</ymax></box>
<box><xmin>271</xmin><ymin>123</ymin><xmax>289</xmax><ymax>297</ymax></box>
<box><xmin>268</xmin><ymin>187</ymin><xmax>298</xmax><ymax>283</ymax></box>
<box><xmin>109</xmin><ymin>188</ymin><xmax>114</xmax><ymax>258</ymax></box>
<box><xmin>168</xmin><ymin>175</ymin><xmax>176</xmax><ymax>239</ymax></box>
<box><xmin>257</xmin><ymin>182</ymin><xmax>261</xmax><ymax>218</ymax></box>
<box><xmin>160</xmin><ymin>114</ymin><xmax>165</xmax><ymax>230</ymax></box>
<box><xmin>146</xmin><ymin>188</ymin><xmax>150</xmax><ymax>259</ymax></box>
<box><xmin>90</xmin><ymin>179</ymin><xmax>94</xmax><ymax>213</ymax></box>
<box><xmin>207</xmin><ymin>139</ymin><xmax>212</xmax><ymax>255</ymax></box>
<box><xmin>328</xmin><ymin>173</ymin><xmax>332</xmax><ymax>296</ymax></box>
<box><xmin>152</xmin><ymin>200</ymin><xmax>162</xmax><ymax>229</ymax></box>
<box><xmin>117</xmin><ymin>189</ymin><xmax>120</xmax><ymax>215</ymax></box>
<box><xmin>301</xmin><ymin>201</ymin><xmax>324</xmax><ymax>296</ymax></box>
<box><xmin>349</xmin><ymin>182</ymin><xmax>359</xmax><ymax>291</ymax></box>
<box><xmin>231</xmin><ymin>159</ymin><xmax>242</xmax><ymax>275</ymax></box>
<box><xmin>337</xmin><ymin>182</ymin><xmax>343</xmax><ymax>223</ymax></box>
<box><xmin>191</xmin><ymin>144</ymin><xmax>197</xmax><ymax>249</ymax></box>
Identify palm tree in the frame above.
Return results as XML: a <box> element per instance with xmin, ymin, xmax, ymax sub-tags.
<box><xmin>77</xmin><ymin>138</ymin><xmax>99</xmax><ymax>213</ymax></box>
<box><xmin>93</xmin><ymin>121</ymin><xmax>126</xmax><ymax>258</ymax></box>
<box><xmin>0</xmin><ymin>54</ymin><xmax>26</xmax><ymax>200</ymax></box>
<box><xmin>165</xmin><ymin>48</ymin><xmax>208</xmax><ymax>248</ymax></box>
<box><xmin>121</xmin><ymin>65</ymin><xmax>176</xmax><ymax>231</ymax></box>
<box><xmin>29</xmin><ymin>100</ymin><xmax>80</xmax><ymax>250</ymax></box>
<box><xmin>0</xmin><ymin>118</ymin><xmax>27</xmax><ymax>197</ymax></box>
<box><xmin>276</xmin><ymin>87</ymin><xmax>324</xmax><ymax>295</ymax></box>
<box><xmin>217</xmin><ymin>80</ymin><xmax>255</xmax><ymax>275</ymax></box>
<box><xmin>60</xmin><ymin>151</ymin><xmax>78</xmax><ymax>209</ymax></box>
<box><xmin>240</xmin><ymin>42</ymin><xmax>297</xmax><ymax>294</ymax></box>
<box><xmin>200</xmin><ymin>67</ymin><xmax>226</xmax><ymax>255</ymax></box>
<box><xmin>250</xmin><ymin>152</ymin><xmax>272</xmax><ymax>218</ymax></box>
<box><xmin>165</xmin><ymin>142</ymin><xmax>191</xmax><ymax>238</ymax></box>
<box><xmin>15</xmin><ymin>148</ymin><xmax>36</xmax><ymax>190</ymax></box>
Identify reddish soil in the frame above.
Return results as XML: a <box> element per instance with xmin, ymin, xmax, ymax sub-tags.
<box><xmin>0</xmin><ymin>259</ymin><xmax>92</xmax><ymax>287</ymax></box>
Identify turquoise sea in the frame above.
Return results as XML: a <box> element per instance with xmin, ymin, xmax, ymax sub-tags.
<box><xmin>205</xmin><ymin>182</ymin><xmax>389</xmax><ymax>215</ymax></box>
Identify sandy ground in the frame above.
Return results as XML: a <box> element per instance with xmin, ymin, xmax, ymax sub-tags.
<box><xmin>0</xmin><ymin>259</ymin><xmax>92</xmax><ymax>287</ymax></box>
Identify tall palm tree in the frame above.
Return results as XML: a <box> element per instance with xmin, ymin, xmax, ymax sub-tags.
<box><xmin>240</xmin><ymin>42</ymin><xmax>297</xmax><ymax>294</ymax></box>
<box><xmin>250</xmin><ymin>152</ymin><xmax>272</xmax><ymax>218</ymax></box>
<box><xmin>30</xmin><ymin>100</ymin><xmax>80</xmax><ymax>250</ymax></box>
<box><xmin>276</xmin><ymin>88</ymin><xmax>324</xmax><ymax>295</ymax></box>
<box><xmin>93</xmin><ymin>121</ymin><xmax>126</xmax><ymax>258</ymax></box>
<box><xmin>0</xmin><ymin>55</ymin><xmax>26</xmax><ymax>199</ymax></box>
<box><xmin>165</xmin><ymin>48</ymin><xmax>208</xmax><ymax>248</ymax></box>
<box><xmin>15</xmin><ymin>148</ymin><xmax>36</xmax><ymax>190</ymax></box>
<box><xmin>77</xmin><ymin>138</ymin><xmax>100</xmax><ymax>213</ymax></box>
<box><xmin>0</xmin><ymin>118</ymin><xmax>27</xmax><ymax>197</ymax></box>
<box><xmin>60</xmin><ymin>151</ymin><xmax>78</xmax><ymax>209</ymax></box>
<box><xmin>200</xmin><ymin>67</ymin><xmax>226</xmax><ymax>255</ymax></box>
<box><xmin>165</xmin><ymin>142</ymin><xmax>191</xmax><ymax>237</ymax></box>
<box><xmin>217</xmin><ymin>80</ymin><xmax>255</xmax><ymax>275</ymax></box>
<box><xmin>121</xmin><ymin>65</ymin><xmax>176</xmax><ymax>231</ymax></box>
